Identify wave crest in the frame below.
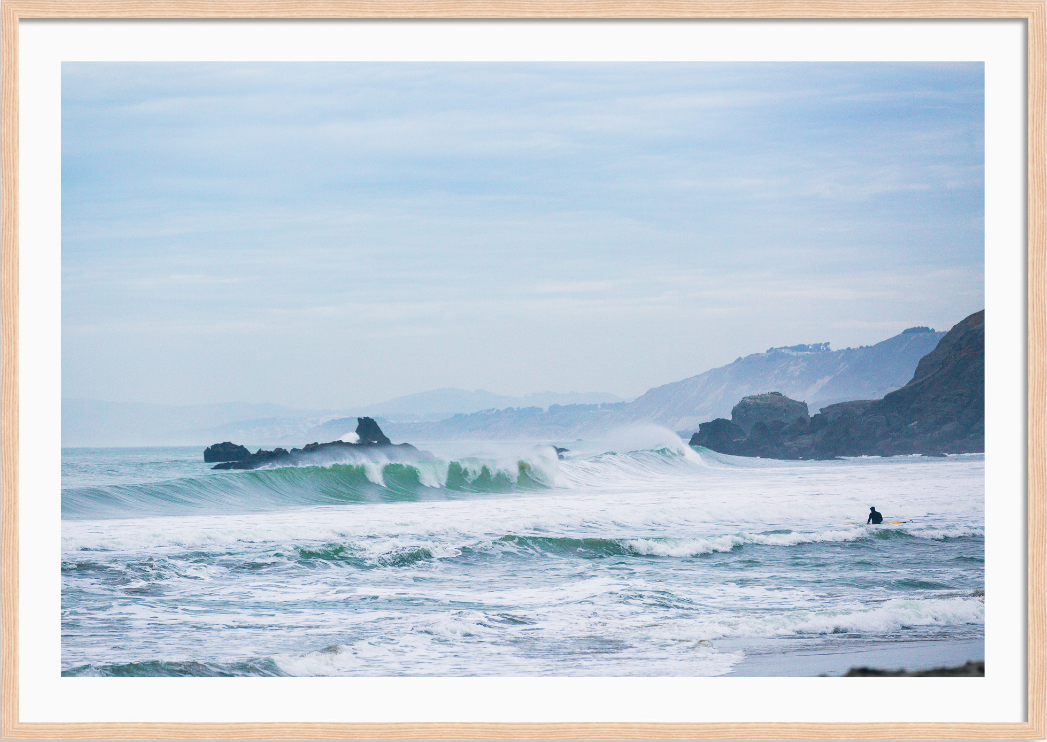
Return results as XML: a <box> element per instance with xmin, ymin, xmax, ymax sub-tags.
<box><xmin>63</xmin><ymin>451</ymin><xmax>560</xmax><ymax>520</ymax></box>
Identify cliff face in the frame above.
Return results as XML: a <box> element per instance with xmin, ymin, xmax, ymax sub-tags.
<box><xmin>689</xmin><ymin>311</ymin><xmax>984</xmax><ymax>459</ymax></box>
<box><xmin>870</xmin><ymin>310</ymin><xmax>984</xmax><ymax>454</ymax></box>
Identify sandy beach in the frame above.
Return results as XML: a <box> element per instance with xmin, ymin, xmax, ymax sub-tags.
<box><xmin>725</xmin><ymin>637</ymin><xmax>985</xmax><ymax>677</ymax></box>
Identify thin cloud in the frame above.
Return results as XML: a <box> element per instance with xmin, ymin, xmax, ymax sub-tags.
<box><xmin>62</xmin><ymin>61</ymin><xmax>985</xmax><ymax>406</ymax></box>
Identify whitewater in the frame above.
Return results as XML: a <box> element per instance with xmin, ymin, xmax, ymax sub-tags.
<box><xmin>61</xmin><ymin>433</ymin><xmax>984</xmax><ymax>677</ymax></box>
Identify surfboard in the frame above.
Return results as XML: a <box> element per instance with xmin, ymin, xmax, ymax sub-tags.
<box><xmin>846</xmin><ymin>521</ymin><xmax>913</xmax><ymax>524</ymax></box>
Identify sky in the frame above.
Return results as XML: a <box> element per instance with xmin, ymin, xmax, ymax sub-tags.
<box><xmin>62</xmin><ymin>62</ymin><xmax>984</xmax><ymax>409</ymax></box>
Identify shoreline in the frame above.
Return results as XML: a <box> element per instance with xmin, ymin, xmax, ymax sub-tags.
<box><xmin>723</xmin><ymin>637</ymin><xmax>984</xmax><ymax>677</ymax></box>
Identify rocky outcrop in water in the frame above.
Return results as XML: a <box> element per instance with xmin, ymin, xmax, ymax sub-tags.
<box><xmin>690</xmin><ymin>418</ymin><xmax>746</xmax><ymax>451</ymax></box>
<box><xmin>355</xmin><ymin>416</ymin><xmax>391</xmax><ymax>445</ymax></box>
<box><xmin>208</xmin><ymin>417</ymin><xmax>418</xmax><ymax>470</ymax></box>
<box><xmin>689</xmin><ymin>311</ymin><xmax>984</xmax><ymax>459</ymax></box>
<box><xmin>203</xmin><ymin>441</ymin><xmax>251</xmax><ymax>463</ymax></box>
<box><xmin>730</xmin><ymin>392</ymin><xmax>809</xmax><ymax>434</ymax></box>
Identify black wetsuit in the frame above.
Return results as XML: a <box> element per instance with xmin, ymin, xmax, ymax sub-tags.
<box><xmin>867</xmin><ymin>510</ymin><xmax>883</xmax><ymax>524</ymax></box>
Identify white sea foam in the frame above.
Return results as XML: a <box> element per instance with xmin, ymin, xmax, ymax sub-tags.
<box><xmin>413</xmin><ymin>460</ymin><xmax>448</xmax><ymax>489</ymax></box>
<box><xmin>362</xmin><ymin>461</ymin><xmax>385</xmax><ymax>486</ymax></box>
<box><xmin>788</xmin><ymin>597</ymin><xmax>985</xmax><ymax>635</ymax></box>
<box><xmin>910</xmin><ymin>525</ymin><xmax>985</xmax><ymax>540</ymax></box>
<box><xmin>653</xmin><ymin>596</ymin><xmax>985</xmax><ymax>642</ymax></box>
<box><xmin>622</xmin><ymin>535</ymin><xmax>745</xmax><ymax>556</ymax></box>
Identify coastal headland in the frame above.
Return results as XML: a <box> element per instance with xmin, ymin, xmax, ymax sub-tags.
<box><xmin>690</xmin><ymin>310</ymin><xmax>984</xmax><ymax>459</ymax></box>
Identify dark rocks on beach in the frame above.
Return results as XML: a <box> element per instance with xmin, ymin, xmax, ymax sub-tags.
<box><xmin>689</xmin><ymin>310</ymin><xmax>984</xmax><ymax>460</ymax></box>
<box><xmin>203</xmin><ymin>442</ymin><xmax>251</xmax><ymax>463</ymax></box>
<box><xmin>841</xmin><ymin>660</ymin><xmax>983</xmax><ymax>677</ymax></box>
<box><xmin>208</xmin><ymin>417</ymin><xmax>416</xmax><ymax>470</ymax></box>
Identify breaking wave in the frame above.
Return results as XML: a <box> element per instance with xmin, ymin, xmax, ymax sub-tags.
<box><xmin>63</xmin><ymin>450</ymin><xmax>560</xmax><ymax>520</ymax></box>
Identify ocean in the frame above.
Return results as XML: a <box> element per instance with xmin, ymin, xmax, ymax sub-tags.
<box><xmin>61</xmin><ymin>430</ymin><xmax>984</xmax><ymax>677</ymax></box>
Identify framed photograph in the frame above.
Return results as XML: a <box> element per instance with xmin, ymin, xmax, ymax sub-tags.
<box><xmin>2</xmin><ymin>1</ymin><xmax>1044</xmax><ymax>739</ymax></box>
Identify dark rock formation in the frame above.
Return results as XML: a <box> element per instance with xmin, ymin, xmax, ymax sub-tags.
<box><xmin>203</xmin><ymin>441</ymin><xmax>251</xmax><ymax>463</ymax></box>
<box><xmin>690</xmin><ymin>311</ymin><xmax>984</xmax><ymax>459</ymax></box>
<box><xmin>355</xmin><ymin>416</ymin><xmax>391</xmax><ymax>445</ymax></box>
<box><xmin>691</xmin><ymin>418</ymin><xmax>746</xmax><ymax>451</ymax></box>
<box><xmin>731</xmin><ymin>392</ymin><xmax>809</xmax><ymax>434</ymax></box>
<box><xmin>209</xmin><ymin>417</ymin><xmax>418</xmax><ymax>470</ymax></box>
<box><xmin>870</xmin><ymin>309</ymin><xmax>984</xmax><ymax>454</ymax></box>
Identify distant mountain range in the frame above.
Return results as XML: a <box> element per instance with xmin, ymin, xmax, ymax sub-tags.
<box><xmin>354</xmin><ymin>388</ymin><xmax>624</xmax><ymax>422</ymax></box>
<box><xmin>61</xmin><ymin>389</ymin><xmax>623</xmax><ymax>447</ymax></box>
<box><xmin>64</xmin><ymin>325</ymin><xmax>949</xmax><ymax>447</ymax></box>
<box><xmin>367</xmin><ymin>326</ymin><xmax>946</xmax><ymax>441</ymax></box>
<box><xmin>311</xmin><ymin>402</ymin><xmax>630</xmax><ymax>444</ymax></box>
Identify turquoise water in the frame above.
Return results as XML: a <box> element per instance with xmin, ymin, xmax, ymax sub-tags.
<box><xmin>61</xmin><ymin>438</ymin><xmax>984</xmax><ymax>676</ymax></box>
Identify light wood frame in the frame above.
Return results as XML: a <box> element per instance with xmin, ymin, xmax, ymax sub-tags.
<box><xmin>2</xmin><ymin>2</ymin><xmax>1044</xmax><ymax>739</ymax></box>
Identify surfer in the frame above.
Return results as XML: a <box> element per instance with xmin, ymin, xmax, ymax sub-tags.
<box><xmin>867</xmin><ymin>507</ymin><xmax>883</xmax><ymax>525</ymax></box>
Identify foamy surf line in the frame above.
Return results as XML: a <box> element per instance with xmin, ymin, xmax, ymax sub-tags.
<box><xmin>62</xmin><ymin>522</ymin><xmax>983</xmax><ymax>558</ymax></box>
<box><xmin>613</xmin><ymin>595</ymin><xmax>985</xmax><ymax>644</ymax></box>
<box><xmin>518</xmin><ymin>526</ymin><xmax>982</xmax><ymax>559</ymax></box>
